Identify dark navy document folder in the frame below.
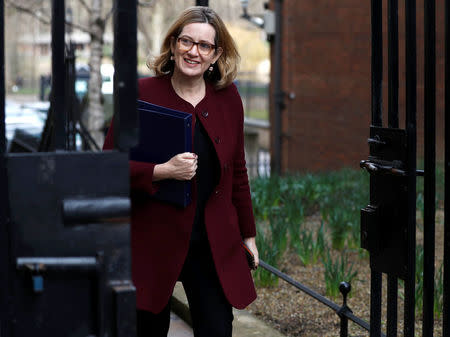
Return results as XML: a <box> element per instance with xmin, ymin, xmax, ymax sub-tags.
<box><xmin>130</xmin><ymin>100</ymin><xmax>192</xmax><ymax>207</ymax></box>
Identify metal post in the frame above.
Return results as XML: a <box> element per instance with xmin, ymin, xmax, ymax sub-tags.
<box><xmin>388</xmin><ymin>0</ymin><xmax>399</xmax><ymax>128</ymax></box>
<box><xmin>371</xmin><ymin>0</ymin><xmax>383</xmax><ymax>127</ymax></box>
<box><xmin>0</xmin><ymin>1</ymin><xmax>11</xmax><ymax>335</ymax></box>
<box><xmin>0</xmin><ymin>0</ymin><xmax>4</xmax><ymax>155</ymax></box>
<box><xmin>404</xmin><ymin>0</ymin><xmax>417</xmax><ymax>335</ymax></box>
<box><xmin>113</xmin><ymin>0</ymin><xmax>138</xmax><ymax>151</ymax></box>
<box><xmin>387</xmin><ymin>1</ymin><xmax>399</xmax><ymax>334</ymax></box>
<box><xmin>65</xmin><ymin>43</ymin><xmax>77</xmax><ymax>151</ymax></box>
<box><xmin>423</xmin><ymin>0</ymin><xmax>436</xmax><ymax>335</ymax></box>
<box><xmin>51</xmin><ymin>0</ymin><xmax>66</xmax><ymax>150</ymax></box>
<box><xmin>338</xmin><ymin>282</ymin><xmax>351</xmax><ymax>337</ymax></box>
<box><xmin>370</xmin><ymin>1</ymin><xmax>383</xmax><ymax>336</ymax></box>
<box><xmin>444</xmin><ymin>0</ymin><xmax>450</xmax><ymax>334</ymax></box>
<box><xmin>387</xmin><ymin>276</ymin><xmax>398</xmax><ymax>337</ymax></box>
<box><xmin>272</xmin><ymin>0</ymin><xmax>283</xmax><ymax>175</ymax></box>
<box><xmin>340</xmin><ymin>315</ymin><xmax>348</xmax><ymax>337</ymax></box>
<box><xmin>370</xmin><ymin>272</ymin><xmax>382</xmax><ymax>337</ymax></box>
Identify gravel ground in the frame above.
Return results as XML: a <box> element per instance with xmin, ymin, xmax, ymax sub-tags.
<box><xmin>247</xmin><ymin>213</ymin><xmax>444</xmax><ymax>337</ymax></box>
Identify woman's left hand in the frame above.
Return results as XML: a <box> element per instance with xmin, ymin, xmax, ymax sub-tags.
<box><xmin>243</xmin><ymin>237</ymin><xmax>259</xmax><ymax>269</ymax></box>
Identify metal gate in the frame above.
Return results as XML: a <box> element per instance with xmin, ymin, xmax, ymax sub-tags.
<box><xmin>360</xmin><ymin>0</ymin><xmax>449</xmax><ymax>336</ymax></box>
<box><xmin>0</xmin><ymin>1</ymin><xmax>138</xmax><ymax>336</ymax></box>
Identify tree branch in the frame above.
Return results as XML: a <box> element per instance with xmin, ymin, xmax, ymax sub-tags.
<box><xmin>77</xmin><ymin>0</ymin><xmax>93</xmax><ymax>14</ymax></box>
<box><xmin>138</xmin><ymin>0</ymin><xmax>157</xmax><ymax>8</ymax></box>
<box><xmin>6</xmin><ymin>0</ymin><xmax>96</xmax><ymax>36</ymax></box>
<box><xmin>68</xmin><ymin>21</ymin><xmax>96</xmax><ymax>36</ymax></box>
<box><xmin>6</xmin><ymin>0</ymin><xmax>51</xmax><ymax>25</ymax></box>
<box><xmin>103</xmin><ymin>6</ymin><xmax>115</xmax><ymax>24</ymax></box>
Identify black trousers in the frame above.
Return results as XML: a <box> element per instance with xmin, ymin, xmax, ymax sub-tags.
<box><xmin>137</xmin><ymin>240</ymin><xmax>234</xmax><ymax>337</ymax></box>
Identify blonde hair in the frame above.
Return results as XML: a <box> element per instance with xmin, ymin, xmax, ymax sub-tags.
<box><xmin>147</xmin><ymin>6</ymin><xmax>240</xmax><ymax>90</ymax></box>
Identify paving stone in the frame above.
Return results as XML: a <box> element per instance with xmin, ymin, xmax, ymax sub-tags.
<box><xmin>168</xmin><ymin>312</ymin><xmax>193</xmax><ymax>337</ymax></box>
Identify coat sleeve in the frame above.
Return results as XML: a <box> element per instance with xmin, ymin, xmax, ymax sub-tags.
<box><xmin>103</xmin><ymin>119</ymin><xmax>159</xmax><ymax>195</ymax></box>
<box><xmin>231</xmin><ymin>88</ymin><xmax>256</xmax><ymax>238</ymax></box>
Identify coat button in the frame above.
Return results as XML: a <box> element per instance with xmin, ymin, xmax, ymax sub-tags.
<box><xmin>214</xmin><ymin>136</ymin><xmax>221</xmax><ymax>144</ymax></box>
<box><xmin>201</xmin><ymin>110</ymin><xmax>209</xmax><ymax>118</ymax></box>
<box><xmin>215</xmin><ymin>189</ymin><xmax>220</xmax><ymax>195</ymax></box>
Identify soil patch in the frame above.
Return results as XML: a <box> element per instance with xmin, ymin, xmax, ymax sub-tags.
<box><xmin>248</xmin><ymin>213</ymin><xmax>444</xmax><ymax>337</ymax></box>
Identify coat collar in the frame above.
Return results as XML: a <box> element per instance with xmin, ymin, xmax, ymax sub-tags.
<box><xmin>163</xmin><ymin>75</ymin><xmax>227</xmax><ymax>173</ymax></box>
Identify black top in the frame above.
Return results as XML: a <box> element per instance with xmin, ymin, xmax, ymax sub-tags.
<box><xmin>190</xmin><ymin>118</ymin><xmax>220</xmax><ymax>242</ymax></box>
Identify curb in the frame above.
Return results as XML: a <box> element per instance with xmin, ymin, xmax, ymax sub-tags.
<box><xmin>171</xmin><ymin>282</ymin><xmax>287</xmax><ymax>337</ymax></box>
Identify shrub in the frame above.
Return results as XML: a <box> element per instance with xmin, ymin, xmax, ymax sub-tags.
<box><xmin>296</xmin><ymin>221</ymin><xmax>326</xmax><ymax>266</ymax></box>
<box><xmin>322</xmin><ymin>248</ymin><xmax>358</xmax><ymax>299</ymax></box>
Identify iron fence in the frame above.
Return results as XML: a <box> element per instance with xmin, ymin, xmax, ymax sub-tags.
<box><xmin>246</xmin><ymin>149</ymin><xmax>271</xmax><ymax>178</ymax></box>
<box><xmin>258</xmin><ymin>259</ymin><xmax>384</xmax><ymax>337</ymax></box>
<box><xmin>237</xmin><ymin>79</ymin><xmax>269</xmax><ymax>120</ymax></box>
<box><xmin>360</xmin><ymin>0</ymin><xmax>450</xmax><ymax>335</ymax></box>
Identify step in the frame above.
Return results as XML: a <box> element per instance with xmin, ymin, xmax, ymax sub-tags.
<box><xmin>171</xmin><ymin>282</ymin><xmax>286</xmax><ymax>337</ymax></box>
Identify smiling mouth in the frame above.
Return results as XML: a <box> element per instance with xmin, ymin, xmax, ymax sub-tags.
<box><xmin>184</xmin><ymin>58</ymin><xmax>200</xmax><ymax>65</ymax></box>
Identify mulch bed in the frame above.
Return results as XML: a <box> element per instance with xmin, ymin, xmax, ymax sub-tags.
<box><xmin>247</xmin><ymin>213</ymin><xmax>444</xmax><ymax>337</ymax></box>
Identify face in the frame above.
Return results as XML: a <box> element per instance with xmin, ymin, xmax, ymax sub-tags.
<box><xmin>171</xmin><ymin>22</ymin><xmax>222</xmax><ymax>80</ymax></box>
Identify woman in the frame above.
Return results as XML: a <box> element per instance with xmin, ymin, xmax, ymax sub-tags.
<box><xmin>103</xmin><ymin>6</ymin><xmax>259</xmax><ymax>337</ymax></box>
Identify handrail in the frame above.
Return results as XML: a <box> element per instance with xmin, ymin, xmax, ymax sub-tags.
<box><xmin>259</xmin><ymin>259</ymin><xmax>385</xmax><ymax>337</ymax></box>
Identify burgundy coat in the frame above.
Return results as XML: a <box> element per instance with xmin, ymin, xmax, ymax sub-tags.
<box><xmin>103</xmin><ymin>75</ymin><xmax>257</xmax><ymax>313</ymax></box>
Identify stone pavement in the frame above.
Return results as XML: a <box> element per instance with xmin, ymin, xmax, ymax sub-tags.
<box><xmin>170</xmin><ymin>282</ymin><xmax>286</xmax><ymax>337</ymax></box>
<box><xmin>168</xmin><ymin>312</ymin><xmax>193</xmax><ymax>337</ymax></box>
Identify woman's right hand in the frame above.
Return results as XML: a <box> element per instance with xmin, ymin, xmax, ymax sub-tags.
<box><xmin>153</xmin><ymin>152</ymin><xmax>198</xmax><ymax>181</ymax></box>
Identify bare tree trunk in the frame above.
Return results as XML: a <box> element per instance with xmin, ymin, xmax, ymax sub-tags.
<box><xmin>86</xmin><ymin>0</ymin><xmax>105</xmax><ymax>148</ymax></box>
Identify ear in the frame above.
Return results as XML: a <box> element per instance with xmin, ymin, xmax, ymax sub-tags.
<box><xmin>212</xmin><ymin>47</ymin><xmax>223</xmax><ymax>64</ymax></box>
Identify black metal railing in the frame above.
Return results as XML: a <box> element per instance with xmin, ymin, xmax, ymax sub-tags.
<box><xmin>258</xmin><ymin>259</ymin><xmax>385</xmax><ymax>337</ymax></box>
<box><xmin>364</xmin><ymin>0</ymin><xmax>446</xmax><ymax>335</ymax></box>
<box><xmin>444</xmin><ymin>0</ymin><xmax>450</xmax><ymax>335</ymax></box>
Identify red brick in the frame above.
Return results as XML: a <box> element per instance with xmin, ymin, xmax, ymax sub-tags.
<box><xmin>269</xmin><ymin>0</ymin><xmax>445</xmax><ymax>172</ymax></box>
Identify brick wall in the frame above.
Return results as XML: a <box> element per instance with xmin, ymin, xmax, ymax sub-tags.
<box><xmin>269</xmin><ymin>0</ymin><xmax>445</xmax><ymax>173</ymax></box>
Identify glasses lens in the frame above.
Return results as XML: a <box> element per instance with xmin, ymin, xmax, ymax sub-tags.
<box><xmin>177</xmin><ymin>37</ymin><xmax>215</xmax><ymax>55</ymax></box>
<box><xmin>178</xmin><ymin>37</ymin><xmax>193</xmax><ymax>50</ymax></box>
<box><xmin>198</xmin><ymin>43</ymin><xmax>213</xmax><ymax>55</ymax></box>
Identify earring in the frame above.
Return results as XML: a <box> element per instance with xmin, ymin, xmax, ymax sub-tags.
<box><xmin>170</xmin><ymin>54</ymin><xmax>174</xmax><ymax>61</ymax></box>
<box><xmin>208</xmin><ymin>63</ymin><xmax>214</xmax><ymax>72</ymax></box>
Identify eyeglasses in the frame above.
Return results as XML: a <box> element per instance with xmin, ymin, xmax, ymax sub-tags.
<box><xmin>177</xmin><ymin>36</ymin><xmax>216</xmax><ymax>56</ymax></box>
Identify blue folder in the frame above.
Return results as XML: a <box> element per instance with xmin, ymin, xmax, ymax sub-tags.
<box><xmin>130</xmin><ymin>100</ymin><xmax>192</xmax><ymax>207</ymax></box>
